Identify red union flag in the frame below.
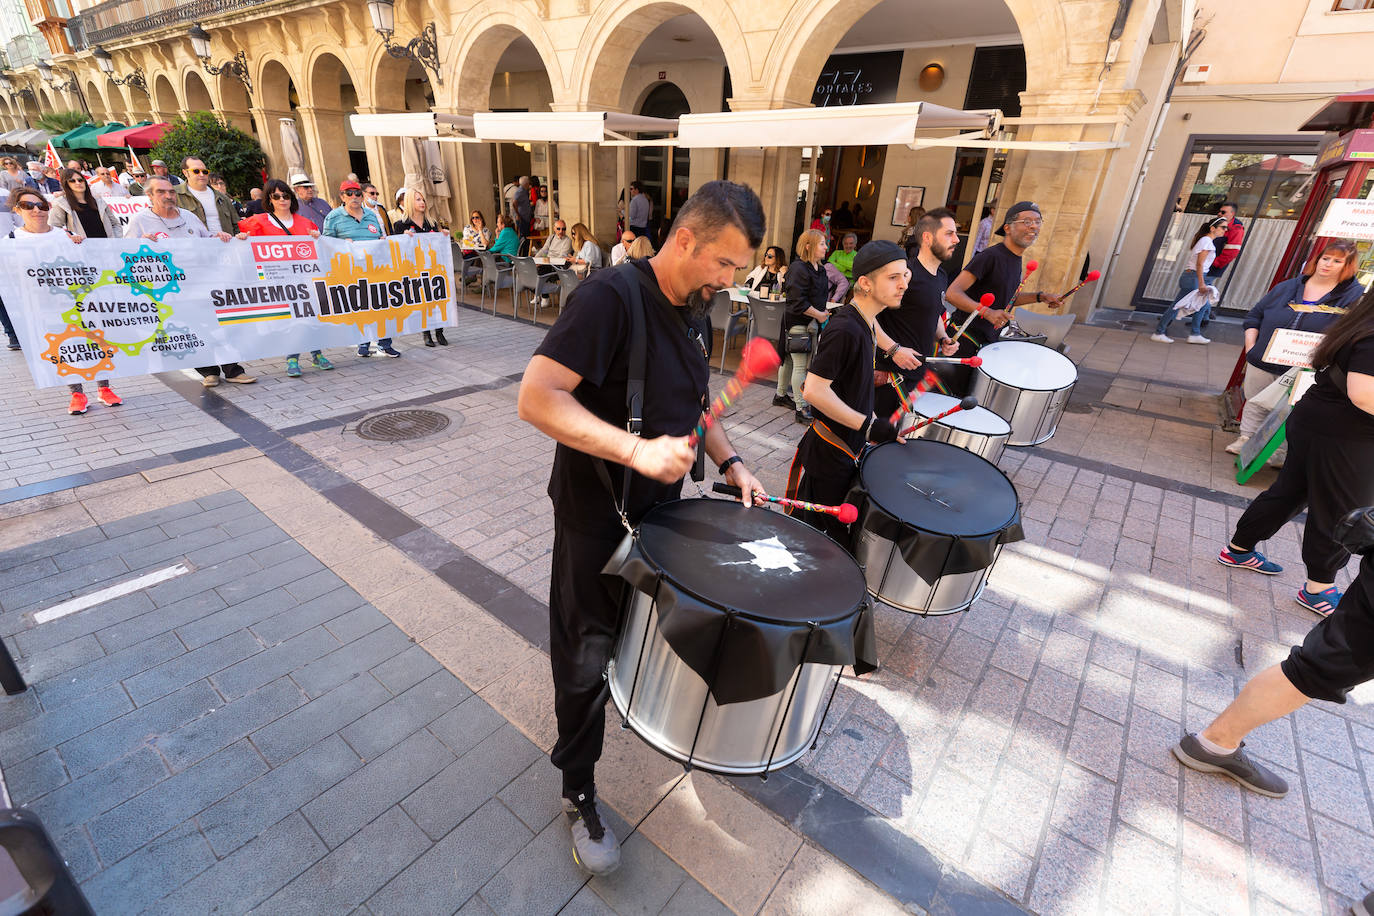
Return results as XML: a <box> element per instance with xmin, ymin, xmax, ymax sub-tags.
<box><xmin>251</xmin><ymin>240</ymin><xmax>317</xmax><ymax>261</ymax></box>
<box><xmin>43</xmin><ymin>141</ymin><xmax>61</xmax><ymax>171</ymax></box>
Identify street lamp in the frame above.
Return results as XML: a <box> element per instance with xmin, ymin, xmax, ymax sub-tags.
<box><xmin>92</xmin><ymin>46</ymin><xmax>148</xmax><ymax>94</ymax></box>
<box><xmin>365</xmin><ymin>0</ymin><xmax>442</xmax><ymax>84</ymax></box>
<box><xmin>35</xmin><ymin>60</ymin><xmax>91</xmax><ymax>118</ymax></box>
<box><xmin>187</xmin><ymin>24</ymin><xmax>253</xmax><ymax>93</ymax></box>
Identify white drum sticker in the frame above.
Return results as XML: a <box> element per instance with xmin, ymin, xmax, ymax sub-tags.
<box><xmin>730</xmin><ymin>536</ymin><xmax>802</xmax><ymax>573</ymax></box>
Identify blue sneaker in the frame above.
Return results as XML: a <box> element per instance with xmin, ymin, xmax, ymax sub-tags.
<box><xmin>356</xmin><ymin>343</ymin><xmax>371</xmax><ymax>358</ymax></box>
<box><xmin>312</xmin><ymin>353</ymin><xmax>334</xmax><ymax>371</ymax></box>
<box><xmin>378</xmin><ymin>345</ymin><xmax>402</xmax><ymax>358</ymax></box>
<box><xmin>1295</xmin><ymin>586</ymin><xmax>1341</xmax><ymax>618</ymax></box>
<box><xmin>1217</xmin><ymin>547</ymin><xmax>1282</xmax><ymax>575</ymax></box>
<box><xmin>285</xmin><ymin>357</ymin><xmax>301</xmax><ymax>378</ymax></box>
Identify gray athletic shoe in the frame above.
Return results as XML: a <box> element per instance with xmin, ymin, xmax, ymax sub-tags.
<box><xmin>1355</xmin><ymin>889</ymin><xmax>1373</xmax><ymax>916</ymax></box>
<box><xmin>1173</xmin><ymin>733</ymin><xmax>1289</xmax><ymax>798</ymax></box>
<box><xmin>563</xmin><ymin>790</ymin><xmax>621</xmax><ymax>875</ymax></box>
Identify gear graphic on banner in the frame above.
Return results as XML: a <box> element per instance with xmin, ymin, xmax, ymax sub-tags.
<box><xmin>61</xmin><ymin>270</ymin><xmax>173</xmax><ymax>356</ymax></box>
<box><xmin>115</xmin><ymin>245</ymin><xmax>184</xmax><ymax>301</ymax></box>
<box><xmin>40</xmin><ymin>324</ymin><xmax>118</xmax><ymax>381</ymax></box>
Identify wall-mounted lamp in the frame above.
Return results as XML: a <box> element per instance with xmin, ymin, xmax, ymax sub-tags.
<box><xmin>918</xmin><ymin>63</ymin><xmax>945</xmax><ymax>92</ymax></box>
<box><xmin>365</xmin><ymin>0</ymin><xmax>443</xmax><ymax>85</ymax></box>
<box><xmin>188</xmin><ymin>24</ymin><xmax>253</xmax><ymax>93</ymax></box>
<box><xmin>92</xmin><ymin>47</ymin><xmax>148</xmax><ymax>95</ymax></box>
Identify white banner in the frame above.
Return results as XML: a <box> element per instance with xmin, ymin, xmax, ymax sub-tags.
<box><xmin>101</xmin><ymin>195</ymin><xmax>150</xmax><ymax>230</ymax></box>
<box><xmin>1316</xmin><ymin>197</ymin><xmax>1374</xmax><ymax>242</ymax></box>
<box><xmin>8</xmin><ymin>233</ymin><xmax>455</xmax><ymax>388</ymax></box>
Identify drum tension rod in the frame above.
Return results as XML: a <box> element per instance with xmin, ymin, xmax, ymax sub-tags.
<box><xmin>763</xmin><ymin>622</ymin><xmax>818</xmax><ymax>782</ymax></box>
<box><xmin>684</xmin><ymin>610</ymin><xmax>736</xmax><ymax>773</ymax></box>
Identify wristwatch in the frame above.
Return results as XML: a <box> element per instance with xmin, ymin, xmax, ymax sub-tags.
<box><xmin>718</xmin><ymin>455</ymin><xmax>743</xmax><ymax>476</ymax></box>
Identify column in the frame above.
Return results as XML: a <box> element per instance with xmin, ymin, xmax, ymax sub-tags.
<box><xmin>295</xmin><ymin>105</ymin><xmax>353</xmax><ymax>198</ymax></box>
<box><xmin>249</xmin><ymin>107</ymin><xmax>292</xmax><ymax>178</ymax></box>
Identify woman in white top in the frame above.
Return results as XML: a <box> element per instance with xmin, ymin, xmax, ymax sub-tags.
<box><xmin>1152</xmin><ymin>216</ymin><xmax>1228</xmax><ymax>344</ymax></box>
<box><xmin>6</xmin><ymin>186</ymin><xmax>122</xmax><ymax>415</ymax></box>
<box><xmin>742</xmin><ymin>246</ymin><xmax>788</xmax><ymax>295</ymax></box>
<box><xmin>461</xmin><ymin>210</ymin><xmax>491</xmax><ymax>252</ymax></box>
<box><xmin>570</xmin><ymin>222</ymin><xmax>603</xmax><ymax>270</ymax></box>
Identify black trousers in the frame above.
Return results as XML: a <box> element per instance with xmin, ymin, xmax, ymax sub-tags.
<box><xmin>1282</xmin><ymin>552</ymin><xmax>1374</xmax><ymax>702</ymax></box>
<box><xmin>195</xmin><ymin>363</ymin><xmax>246</xmax><ymax>379</ymax></box>
<box><xmin>0</xmin><ymin>298</ymin><xmax>15</xmax><ymax>340</ymax></box>
<box><xmin>548</xmin><ymin>519</ymin><xmax>627</xmax><ymax>796</ymax></box>
<box><xmin>1231</xmin><ymin>423</ymin><xmax>1374</xmax><ymax>582</ymax></box>
<box><xmin>787</xmin><ymin>435</ymin><xmax>858</xmax><ymax>545</ymax></box>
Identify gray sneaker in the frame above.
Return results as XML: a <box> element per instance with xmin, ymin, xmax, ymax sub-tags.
<box><xmin>1355</xmin><ymin>889</ymin><xmax>1373</xmax><ymax>916</ymax></box>
<box><xmin>1173</xmin><ymin>733</ymin><xmax>1288</xmax><ymax>798</ymax></box>
<box><xmin>562</xmin><ymin>790</ymin><xmax>620</xmax><ymax>875</ymax></box>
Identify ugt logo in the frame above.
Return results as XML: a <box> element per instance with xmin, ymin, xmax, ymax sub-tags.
<box><xmin>252</xmin><ymin>240</ymin><xmax>317</xmax><ymax>261</ymax></box>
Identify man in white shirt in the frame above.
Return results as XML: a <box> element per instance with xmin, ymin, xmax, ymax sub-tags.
<box><xmin>175</xmin><ymin>156</ymin><xmax>237</xmax><ymax>234</ymax></box>
<box><xmin>90</xmin><ymin>166</ymin><xmax>130</xmax><ymax>198</ymax></box>
<box><xmin>535</xmin><ymin>220</ymin><xmax>574</xmax><ymax>259</ymax></box>
<box><xmin>609</xmin><ymin>229</ymin><xmax>634</xmax><ymax>266</ymax></box>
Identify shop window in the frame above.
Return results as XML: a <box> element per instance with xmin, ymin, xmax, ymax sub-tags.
<box><xmin>1133</xmin><ymin>137</ymin><xmax>1321</xmax><ymax>314</ymax></box>
<box><xmin>963</xmin><ymin>46</ymin><xmax>1025</xmax><ymax>118</ymax></box>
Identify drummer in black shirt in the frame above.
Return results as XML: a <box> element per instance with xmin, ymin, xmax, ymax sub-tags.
<box><xmin>787</xmin><ymin>240</ymin><xmax>911</xmax><ymax>542</ymax></box>
<box><xmin>517</xmin><ymin>181</ymin><xmax>768</xmax><ymax>877</ymax></box>
<box><xmin>876</xmin><ymin>207</ymin><xmax>961</xmax><ymax>419</ymax></box>
<box><xmin>946</xmin><ymin>201</ymin><xmax>1063</xmax><ymax>349</ymax></box>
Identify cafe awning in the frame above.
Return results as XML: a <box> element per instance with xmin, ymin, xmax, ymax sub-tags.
<box><xmin>48</xmin><ymin>122</ymin><xmax>95</xmax><ymax>147</ymax></box>
<box><xmin>676</xmin><ymin>102</ymin><xmax>995</xmax><ymax>149</ymax></box>
<box><xmin>59</xmin><ymin>122</ymin><xmax>130</xmax><ymax>151</ymax></box>
<box><xmin>103</xmin><ymin>122</ymin><xmax>170</xmax><ymax>149</ymax></box>
<box><xmin>1300</xmin><ymin>87</ymin><xmax>1374</xmax><ymax>133</ymax></box>
<box><xmin>472</xmin><ymin>111</ymin><xmax>676</xmax><ymax>145</ymax></box>
<box><xmin>0</xmin><ymin>128</ymin><xmax>33</xmax><ymax>146</ymax></box>
<box><xmin>96</xmin><ymin>121</ymin><xmax>156</xmax><ymax>148</ymax></box>
<box><xmin>348</xmin><ymin>112</ymin><xmax>477</xmax><ymax>142</ymax></box>
<box><xmin>14</xmin><ymin>129</ymin><xmax>52</xmax><ymax>151</ymax></box>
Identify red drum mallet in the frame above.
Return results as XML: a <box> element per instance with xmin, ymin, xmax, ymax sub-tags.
<box><xmin>713</xmin><ymin>483</ymin><xmax>859</xmax><ymax>525</ymax></box>
<box><xmin>1009</xmin><ymin>259</ymin><xmax>1038</xmax><ymax>306</ymax></box>
<box><xmin>688</xmin><ymin>338</ymin><xmax>782</xmax><ymax>447</ymax></box>
<box><xmin>1058</xmin><ymin>269</ymin><xmax>1101</xmax><ymax>301</ymax></box>
<box><xmin>954</xmin><ymin>293</ymin><xmax>996</xmax><ymax>343</ymax></box>
<box><xmin>887</xmin><ymin>369</ymin><xmax>940</xmax><ymax>427</ymax></box>
<box><xmin>921</xmin><ymin>356</ymin><xmax>983</xmax><ymax>367</ymax></box>
<box><xmin>900</xmin><ymin>395</ymin><xmax>979</xmax><ymax>438</ymax></box>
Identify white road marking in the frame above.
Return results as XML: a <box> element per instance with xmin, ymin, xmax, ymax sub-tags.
<box><xmin>33</xmin><ymin>564</ymin><xmax>191</xmax><ymax>624</ymax></box>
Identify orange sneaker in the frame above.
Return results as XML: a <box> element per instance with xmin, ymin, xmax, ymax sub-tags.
<box><xmin>96</xmin><ymin>387</ymin><xmax>122</xmax><ymax>407</ymax></box>
<box><xmin>68</xmin><ymin>391</ymin><xmax>89</xmax><ymax>415</ymax></box>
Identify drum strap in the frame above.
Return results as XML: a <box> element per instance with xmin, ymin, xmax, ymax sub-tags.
<box><xmin>810</xmin><ymin>418</ymin><xmax>861</xmax><ymax>464</ymax></box>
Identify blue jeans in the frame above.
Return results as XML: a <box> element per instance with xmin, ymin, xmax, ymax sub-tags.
<box><xmin>1155</xmin><ymin>271</ymin><xmax>1209</xmax><ymax>336</ymax></box>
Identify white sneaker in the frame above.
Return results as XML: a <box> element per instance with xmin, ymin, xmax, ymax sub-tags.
<box><xmin>562</xmin><ymin>792</ymin><xmax>620</xmax><ymax>875</ymax></box>
<box><xmin>1187</xmin><ymin>335</ymin><xmax>1211</xmax><ymax>344</ymax></box>
<box><xmin>1225</xmin><ymin>437</ymin><xmax>1248</xmax><ymax>455</ymax></box>
<box><xmin>540</xmin><ymin>296</ymin><xmax>551</xmax><ymax>306</ymax></box>
<box><xmin>1149</xmin><ymin>333</ymin><xmax>1172</xmax><ymax>343</ymax></box>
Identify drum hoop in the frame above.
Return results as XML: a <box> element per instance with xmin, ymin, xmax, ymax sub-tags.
<box><xmin>978</xmin><ymin>342</ymin><xmax>1077</xmax><ymax>391</ymax></box>
<box><xmin>633</xmin><ymin>506</ymin><xmax>868</xmax><ymax>628</ymax></box>
<box><xmin>858</xmin><ymin>441</ymin><xmax>1020</xmax><ymax>536</ymax></box>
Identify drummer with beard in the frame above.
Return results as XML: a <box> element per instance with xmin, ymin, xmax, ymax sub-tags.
<box><xmin>875</xmin><ymin>207</ymin><xmax>961</xmax><ymax>419</ymax></box>
<box><xmin>946</xmin><ymin>201</ymin><xmax>1063</xmax><ymax>352</ymax></box>
<box><xmin>517</xmin><ymin>180</ymin><xmax>769</xmax><ymax>877</ymax></box>
<box><xmin>786</xmin><ymin>240</ymin><xmax>911</xmax><ymax>542</ymax></box>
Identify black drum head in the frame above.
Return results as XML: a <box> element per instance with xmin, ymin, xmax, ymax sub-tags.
<box><xmin>635</xmin><ymin>499</ymin><xmax>867</xmax><ymax>625</ymax></box>
<box><xmin>859</xmin><ymin>440</ymin><xmax>1019</xmax><ymax>537</ymax></box>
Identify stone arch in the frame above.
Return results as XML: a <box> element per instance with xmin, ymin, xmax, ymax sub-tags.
<box><xmin>184</xmin><ymin>69</ymin><xmax>213</xmax><ymax>113</ymax></box>
<box><xmin>447</xmin><ymin>8</ymin><xmax>564</xmax><ymax>112</ymax></box>
<box><xmin>577</xmin><ymin>1</ymin><xmax>748</xmax><ymax>111</ymax></box>
<box><xmin>255</xmin><ymin>57</ymin><xmax>298</xmax><ymax>112</ymax></box>
<box><xmin>37</xmin><ymin>86</ymin><xmax>55</xmax><ymax>114</ymax></box>
<box><xmin>303</xmin><ymin>49</ymin><xmax>361</xmax><ymax>110</ymax></box>
<box><xmin>301</xmin><ymin>49</ymin><xmax>364</xmax><ymax>195</ymax></box>
<box><xmin>0</xmin><ymin>97</ymin><xmax>13</xmax><ymax>130</ymax></box>
<box><xmin>152</xmin><ymin>73</ymin><xmax>179</xmax><ymax>119</ymax></box>
<box><xmin>85</xmin><ymin>79</ymin><xmax>109</xmax><ymax>122</ymax></box>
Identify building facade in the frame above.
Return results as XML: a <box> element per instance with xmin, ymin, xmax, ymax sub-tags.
<box><xmin>0</xmin><ymin>0</ymin><xmax>1198</xmax><ymax>308</ymax></box>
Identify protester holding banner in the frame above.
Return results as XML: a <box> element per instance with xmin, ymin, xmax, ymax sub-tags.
<box><xmin>323</xmin><ymin>178</ymin><xmax>398</xmax><ymax>359</ymax></box>
<box><xmin>126</xmin><ymin>176</ymin><xmax>255</xmax><ymax>388</ymax></box>
<box><xmin>1219</xmin><ymin>286</ymin><xmax>1374</xmax><ymax>617</ymax></box>
<box><xmin>49</xmin><ymin>168</ymin><xmax>122</xmax><ymax>240</ymax></box>
<box><xmin>392</xmin><ymin>187</ymin><xmax>449</xmax><ymax>349</ymax></box>
<box><xmin>236</xmin><ymin>178</ymin><xmax>332</xmax><ymax>378</ymax></box>
<box><xmin>4</xmin><ymin>186</ymin><xmax>123</xmax><ymax>414</ymax></box>
<box><xmin>176</xmin><ymin>157</ymin><xmax>238</xmax><ymax>236</ymax></box>
<box><xmin>1228</xmin><ymin>240</ymin><xmax>1365</xmax><ymax>456</ymax></box>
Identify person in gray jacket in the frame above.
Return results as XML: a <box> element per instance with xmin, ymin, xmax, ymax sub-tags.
<box><xmin>48</xmin><ymin>169</ymin><xmax>123</xmax><ymax>239</ymax></box>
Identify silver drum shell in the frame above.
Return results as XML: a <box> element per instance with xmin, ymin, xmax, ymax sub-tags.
<box><xmin>607</xmin><ymin>589</ymin><xmax>840</xmax><ymax>776</ymax></box>
<box><xmin>853</xmin><ymin>527</ymin><xmax>995</xmax><ymax>616</ymax></box>
<box><xmin>903</xmin><ymin>410</ymin><xmax>1010</xmax><ymax>464</ymax></box>
<box><xmin>970</xmin><ymin>346</ymin><xmax>1077</xmax><ymax>447</ymax></box>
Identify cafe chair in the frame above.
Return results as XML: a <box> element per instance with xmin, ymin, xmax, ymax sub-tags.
<box><xmin>478</xmin><ymin>250</ymin><xmax>515</xmax><ymax>317</ymax></box>
<box><xmin>708</xmin><ymin>291</ymin><xmax>751</xmax><ymax>372</ymax></box>
<box><xmin>513</xmin><ymin>256</ymin><xmax>561</xmax><ymax>324</ymax></box>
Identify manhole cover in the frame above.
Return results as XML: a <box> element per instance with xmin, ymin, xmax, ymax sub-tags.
<box><xmin>356</xmin><ymin>409</ymin><xmax>452</xmax><ymax>442</ymax></box>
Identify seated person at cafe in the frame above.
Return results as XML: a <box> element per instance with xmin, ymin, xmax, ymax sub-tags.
<box><xmin>610</xmin><ymin>230</ymin><xmax>635</xmax><ymax>266</ymax></box>
<box><xmin>536</xmin><ymin>220</ymin><xmax>575</xmax><ymax>260</ymax></box>
<box><xmin>745</xmin><ymin>245</ymin><xmax>788</xmax><ymax>294</ymax></box>
<box><xmin>489</xmin><ymin>214</ymin><xmax>520</xmax><ymax>259</ymax></box>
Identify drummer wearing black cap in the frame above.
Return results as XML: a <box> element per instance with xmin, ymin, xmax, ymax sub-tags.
<box><xmin>786</xmin><ymin>240</ymin><xmax>911</xmax><ymax>541</ymax></box>
<box><xmin>946</xmin><ymin>201</ymin><xmax>1063</xmax><ymax>349</ymax></box>
<box><xmin>517</xmin><ymin>180</ymin><xmax>768</xmax><ymax>877</ymax></box>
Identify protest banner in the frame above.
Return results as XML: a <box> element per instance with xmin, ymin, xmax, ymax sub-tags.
<box><xmin>99</xmin><ymin>196</ymin><xmax>150</xmax><ymax>230</ymax></box>
<box><xmin>8</xmin><ymin>233</ymin><xmax>455</xmax><ymax>388</ymax></box>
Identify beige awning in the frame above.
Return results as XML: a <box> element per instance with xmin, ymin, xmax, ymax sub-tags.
<box><xmin>471</xmin><ymin>111</ymin><xmax>677</xmax><ymax>145</ymax></box>
<box><xmin>348</xmin><ymin>112</ymin><xmax>477</xmax><ymax>142</ymax></box>
<box><xmin>675</xmin><ymin>102</ymin><xmax>997</xmax><ymax>149</ymax></box>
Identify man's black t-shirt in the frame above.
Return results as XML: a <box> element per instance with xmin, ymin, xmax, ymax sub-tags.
<box><xmin>880</xmin><ymin>257</ymin><xmax>948</xmax><ymax>358</ymax></box>
<box><xmin>1291</xmin><ymin>336</ymin><xmax>1374</xmax><ymax>441</ymax></box>
<box><xmin>534</xmin><ymin>260</ymin><xmax>710</xmax><ymax>534</ymax></box>
<box><xmin>798</xmin><ymin>304</ymin><xmax>875</xmax><ymax>479</ymax></box>
<box><xmin>961</xmin><ymin>243</ymin><xmax>1022</xmax><ymax>344</ymax></box>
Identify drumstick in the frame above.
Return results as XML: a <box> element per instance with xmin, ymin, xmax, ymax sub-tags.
<box><xmin>900</xmin><ymin>396</ymin><xmax>979</xmax><ymax>438</ymax></box>
<box><xmin>1058</xmin><ymin>269</ymin><xmax>1101</xmax><ymax>300</ymax></box>
<box><xmin>887</xmin><ymin>369</ymin><xmax>940</xmax><ymax>426</ymax></box>
<box><xmin>954</xmin><ymin>293</ymin><xmax>996</xmax><ymax>343</ymax></box>
<box><xmin>1009</xmin><ymin>260</ymin><xmax>1038</xmax><ymax>308</ymax></box>
<box><xmin>688</xmin><ymin>338</ymin><xmax>782</xmax><ymax>446</ymax></box>
<box><xmin>921</xmin><ymin>356</ymin><xmax>983</xmax><ymax>366</ymax></box>
<box><xmin>713</xmin><ymin>483</ymin><xmax>859</xmax><ymax>524</ymax></box>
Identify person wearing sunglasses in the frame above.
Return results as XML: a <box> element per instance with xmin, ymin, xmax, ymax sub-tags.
<box><xmin>743</xmin><ymin>245</ymin><xmax>788</xmax><ymax>294</ymax></box>
<box><xmin>175</xmin><ymin>156</ymin><xmax>239</xmax><ymax>235</ymax></box>
<box><xmin>4</xmin><ymin>186</ymin><xmax>125</xmax><ymax>414</ymax></box>
<box><xmin>461</xmin><ymin>210</ymin><xmax>492</xmax><ymax>254</ymax></box>
<box><xmin>323</xmin><ymin>179</ymin><xmax>398</xmax><ymax>358</ymax></box>
<box><xmin>90</xmin><ymin>166</ymin><xmax>130</xmax><ymax>199</ymax></box>
<box><xmin>361</xmin><ymin>182</ymin><xmax>393</xmax><ymax>235</ymax></box>
<box><xmin>48</xmin><ymin>167</ymin><xmax>121</xmax><ymax>241</ymax></box>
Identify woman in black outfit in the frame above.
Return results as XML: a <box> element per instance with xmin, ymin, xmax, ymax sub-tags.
<box><xmin>775</xmin><ymin>230</ymin><xmax>830</xmax><ymax>423</ymax></box>
<box><xmin>1219</xmin><ymin>285</ymin><xmax>1374</xmax><ymax>617</ymax></box>
<box><xmin>392</xmin><ymin>188</ymin><xmax>450</xmax><ymax>347</ymax></box>
<box><xmin>48</xmin><ymin>167</ymin><xmax>122</xmax><ymax>240</ymax></box>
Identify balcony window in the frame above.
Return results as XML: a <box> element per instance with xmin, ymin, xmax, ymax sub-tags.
<box><xmin>1332</xmin><ymin>0</ymin><xmax>1374</xmax><ymax>9</ymax></box>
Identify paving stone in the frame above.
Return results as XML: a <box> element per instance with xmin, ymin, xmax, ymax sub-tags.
<box><xmin>81</xmin><ymin>821</ymin><xmax>217</xmax><ymax>916</ymax></box>
<box><xmin>139</xmin><ymin>555</ymin><xmax>264</xmax><ymax>612</ymax></box>
<box><xmin>215</xmin><ymin>553</ymin><xmax>328</xmax><ymax>606</ymax></box>
<box><xmin>122</xmin><ymin>629</ymin><xmax>262</xmax><ymax>706</ymax></box>
<box><xmin>1067</xmin><ymin>709</ymin><xmax>1124</xmax><ymax>781</ymax></box>
<box><xmin>1118</xmin><ymin>759</ymin><xmax>1181</xmax><ymax>847</ymax></box>
<box><xmin>1300</xmin><ymin>751</ymin><xmax>1373</xmax><ymax>833</ymax></box>
<box><xmin>173</xmin><ymin>586</ymin><xmax>298</xmax><ymax>651</ymax></box>
<box><xmin>497</xmin><ymin>756</ymin><xmax>564</xmax><ymax>833</ymax></box>
<box><xmin>588</xmin><ymin>831</ymin><xmax>690</xmax><ymax>915</ymax></box>
<box><xmin>402</xmin><ymin>724</ymin><xmax>542</xmax><ymax>841</ymax></box>
<box><xmin>256</xmin><ymin>806</ymin><xmax>431</xmax><ymax>914</ymax></box>
<box><xmin>368</xmin><ymin>798</ymin><xmax>532</xmax><ymax>916</ymax></box>
<box><xmin>56</xmin><ymin>679</ymin><xmax>219</xmax><ymax>776</ymax></box>
<box><xmin>292</xmin><ymin>625</ymin><xmax>414</xmax><ymax>698</ymax></box>
<box><xmin>479</xmin><ymin>811</ymin><xmax>590</xmax><ymax>916</ymax></box>
<box><xmin>659</xmin><ymin>879</ymin><xmax>734</xmax><ymax>916</ymax></box>
<box><xmin>250</xmin><ymin>674</ymin><xmax>393</xmax><ymax>766</ymax></box>
<box><xmin>199</xmin><ymin>734</ymin><xmax>363</xmax><ymax>857</ymax></box>
<box><xmin>14</xmin><ymin>591</ymin><xmax>156</xmax><ymax>657</ymax></box>
<box><xmin>2</xmin><ymin>747</ymin><xmax>68</xmax><ymax>805</ymax></box>
<box><xmin>155</xmin><ymin>676</ymin><xmax>305</xmax><ymax>772</ymax></box>
<box><xmin>27</xmin><ymin>745</ymin><xmax>170</xmax><ymax>836</ymax></box>
<box><xmin>93</xmin><ymin>589</ymin><xmax>228</xmax><ymax>654</ymax></box>
<box><xmin>87</xmin><ymin>738</ymin><xmax>269</xmax><ymax>864</ymax></box>
<box><xmin>1027</xmin><ymin>830</ymin><xmax>1105</xmax><ymax>916</ymax></box>
<box><xmin>211</xmin><ymin>625</ymin><xmax>340</xmax><ymax>699</ymax></box>
<box><xmin>369</xmin><ymin>643</ymin><xmax>443</xmax><ymax>694</ymax></box>
<box><xmin>339</xmin><ymin>669</ymin><xmax>471</xmax><ymax>759</ymax></box>
<box><xmin>0</xmin><ymin>683</ymin><xmax>133</xmax><ymax>768</ymax></box>
<box><xmin>325</xmin><ymin>605</ymin><xmax>390</xmax><ymax>644</ymax></box>
<box><xmin>303</xmin><ymin>729</ymin><xmax>455</xmax><ymax>848</ymax></box>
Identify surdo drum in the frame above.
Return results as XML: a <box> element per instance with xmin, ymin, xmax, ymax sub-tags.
<box><xmin>604</xmin><ymin>499</ymin><xmax>871</xmax><ymax>776</ymax></box>
<box><xmin>906</xmin><ymin>391</ymin><xmax>1012</xmax><ymax>464</ymax></box>
<box><xmin>970</xmin><ymin>341</ymin><xmax>1078</xmax><ymax>447</ymax></box>
<box><xmin>850</xmin><ymin>440</ymin><xmax>1023</xmax><ymax>616</ymax></box>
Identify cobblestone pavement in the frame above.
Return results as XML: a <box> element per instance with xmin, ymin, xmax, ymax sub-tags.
<box><xmin>1</xmin><ymin>304</ymin><xmax>1371</xmax><ymax>914</ymax></box>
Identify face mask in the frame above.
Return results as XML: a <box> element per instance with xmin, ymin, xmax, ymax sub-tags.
<box><xmin>822</xmin><ymin>216</ymin><xmax>830</xmax><ymax>223</ymax></box>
